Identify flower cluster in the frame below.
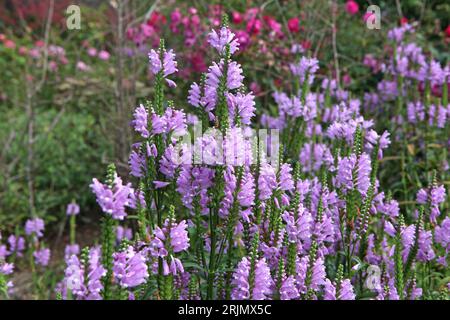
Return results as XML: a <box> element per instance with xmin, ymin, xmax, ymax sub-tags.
<box><xmin>1</xmin><ymin>15</ymin><xmax>449</xmax><ymax>301</ymax></box>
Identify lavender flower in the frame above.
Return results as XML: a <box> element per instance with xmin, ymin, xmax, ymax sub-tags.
<box><xmin>227</xmin><ymin>92</ymin><xmax>255</xmax><ymax>125</ymax></box>
<box><xmin>148</xmin><ymin>48</ymin><xmax>178</xmax><ymax>87</ymax></box>
<box><xmin>34</xmin><ymin>248</ymin><xmax>51</xmax><ymax>266</ymax></box>
<box><xmin>66</xmin><ymin>202</ymin><xmax>80</xmax><ymax>216</ymax></box>
<box><xmin>205</xmin><ymin>60</ymin><xmax>244</xmax><ymax>110</ymax></box>
<box><xmin>278</xmin><ymin>163</ymin><xmax>295</xmax><ymax>192</ymax></box>
<box><xmin>231</xmin><ymin>257</ymin><xmax>250</xmax><ymax>300</ymax></box>
<box><xmin>289</xmin><ymin>56</ymin><xmax>319</xmax><ymax>85</ymax></box>
<box><xmin>258</xmin><ymin>163</ymin><xmax>277</xmax><ymax>200</ymax></box>
<box><xmin>435</xmin><ymin>217</ymin><xmax>450</xmax><ymax>251</ymax></box>
<box><xmin>149</xmin><ymin>219</ymin><xmax>190</xmax><ymax>276</ymax></box>
<box><xmin>170</xmin><ymin>220</ymin><xmax>190</xmax><ymax>253</ymax></box>
<box><xmin>90</xmin><ymin>174</ymin><xmax>133</xmax><ymax>220</ymax></box>
<box><xmin>238</xmin><ymin>170</ymin><xmax>255</xmax><ymax>207</ymax></box>
<box><xmin>64</xmin><ymin>244</ymin><xmax>80</xmax><ymax>262</ymax></box>
<box><xmin>417</xmin><ymin>230</ymin><xmax>435</xmax><ymax>262</ymax></box>
<box><xmin>116</xmin><ymin>226</ymin><xmax>133</xmax><ymax>243</ymax></box>
<box><xmin>365</xmin><ymin>129</ymin><xmax>391</xmax><ymax>159</ymax></box>
<box><xmin>62</xmin><ymin>247</ymin><xmax>106</xmax><ymax>300</ymax></box>
<box><xmin>231</xmin><ymin>257</ymin><xmax>273</xmax><ymax>300</ymax></box>
<box><xmin>280</xmin><ymin>276</ymin><xmax>299</xmax><ymax>300</ymax></box>
<box><xmin>129</xmin><ymin>146</ymin><xmax>146</xmax><ymax>178</ymax></box>
<box><xmin>336</xmin><ymin>153</ymin><xmax>371</xmax><ymax>195</ymax></box>
<box><xmin>208</xmin><ymin>27</ymin><xmax>239</xmax><ymax>55</ymax></box>
<box><xmin>8</xmin><ymin>235</ymin><xmax>25</xmax><ymax>256</ymax></box>
<box><xmin>25</xmin><ymin>218</ymin><xmax>45</xmax><ymax>238</ymax></box>
<box><xmin>113</xmin><ymin>246</ymin><xmax>148</xmax><ymax>288</ymax></box>
<box><xmin>131</xmin><ymin>104</ymin><xmax>149</xmax><ymax>138</ymax></box>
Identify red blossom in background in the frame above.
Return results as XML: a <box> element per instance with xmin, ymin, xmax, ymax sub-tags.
<box><xmin>232</xmin><ymin>11</ymin><xmax>243</xmax><ymax>24</ymax></box>
<box><xmin>445</xmin><ymin>25</ymin><xmax>450</xmax><ymax>38</ymax></box>
<box><xmin>0</xmin><ymin>0</ymin><xmax>71</xmax><ymax>29</ymax></box>
<box><xmin>288</xmin><ymin>17</ymin><xmax>300</xmax><ymax>33</ymax></box>
<box><xmin>246</xmin><ymin>18</ymin><xmax>262</xmax><ymax>35</ymax></box>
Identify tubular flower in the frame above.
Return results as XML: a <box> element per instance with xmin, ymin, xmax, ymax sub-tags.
<box><xmin>90</xmin><ymin>174</ymin><xmax>133</xmax><ymax>220</ymax></box>
<box><xmin>231</xmin><ymin>257</ymin><xmax>273</xmax><ymax>300</ymax></box>
<box><xmin>112</xmin><ymin>246</ymin><xmax>149</xmax><ymax>288</ymax></box>
<box><xmin>208</xmin><ymin>26</ymin><xmax>240</xmax><ymax>55</ymax></box>
<box><xmin>148</xmin><ymin>48</ymin><xmax>178</xmax><ymax>87</ymax></box>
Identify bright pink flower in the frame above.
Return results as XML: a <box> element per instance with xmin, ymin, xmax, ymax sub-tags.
<box><xmin>363</xmin><ymin>12</ymin><xmax>375</xmax><ymax>22</ymax></box>
<box><xmin>232</xmin><ymin>11</ymin><xmax>243</xmax><ymax>24</ymax></box>
<box><xmin>191</xmin><ymin>15</ymin><xmax>200</xmax><ymax>26</ymax></box>
<box><xmin>35</xmin><ymin>40</ymin><xmax>45</xmax><ymax>47</ymax></box>
<box><xmin>0</xmin><ymin>34</ymin><xmax>5</xmax><ymax>41</ymax></box>
<box><xmin>345</xmin><ymin>0</ymin><xmax>359</xmax><ymax>15</ymax></box>
<box><xmin>288</xmin><ymin>17</ymin><xmax>300</xmax><ymax>33</ymax></box>
<box><xmin>263</xmin><ymin>16</ymin><xmax>282</xmax><ymax>36</ymax></box>
<box><xmin>400</xmin><ymin>17</ymin><xmax>408</xmax><ymax>25</ymax></box>
<box><xmin>446</xmin><ymin>25</ymin><xmax>450</xmax><ymax>38</ymax></box>
<box><xmin>246</xmin><ymin>18</ymin><xmax>262</xmax><ymax>35</ymax></box>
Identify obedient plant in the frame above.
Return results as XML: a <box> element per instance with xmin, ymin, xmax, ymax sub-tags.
<box><xmin>0</xmin><ymin>15</ymin><xmax>448</xmax><ymax>301</ymax></box>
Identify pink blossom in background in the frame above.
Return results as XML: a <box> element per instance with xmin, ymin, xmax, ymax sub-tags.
<box><xmin>29</xmin><ymin>48</ymin><xmax>40</xmax><ymax>58</ymax></box>
<box><xmin>4</xmin><ymin>39</ymin><xmax>15</xmax><ymax>49</ymax></box>
<box><xmin>246</xmin><ymin>18</ymin><xmax>262</xmax><ymax>35</ymax></box>
<box><xmin>170</xmin><ymin>8</ymin><xmax>182</xmax><ymax>33</ymax></box>
<box><xmin>98</xmin><ymin>50</ymin><xmax>110</xmax><ymax>60</ymax></box>
<box><xmin>263</xmin><ymin>15</ymin><xmax>283</xmax><ymax>37</ymax></box>
<box><xmin>18</xmin><ymin>46</ymin><xmax>28</xmax><ymax>55</ymax></box>
<box><xmin>235</xmin><ymin>30</ymin><xmax>250</xmax><ymax>50</ymax></box>
<box><xmin>35</xmin><ymin>40</ymin><xmax>45</xmax><ymax>47</ymax></box>
<box><xmin>342</xmin><ymin>74</ymin><xmax>352</xmax><ymax>86</ymax></box>
<box><xmin>77</xmin><ymin>61</ymin><xmax>91</xmax><ymax>72</ymax></box>
<box><xmin>249</xmin><ymin>82</ymin><xmax>262</xmax><ymax>95</ymax></box>
<box><xmin>48</xmin><ymin>61</ymin><xmax>58</xmax><ymax>72</ymax></box>
<box><xmin>87</xmin><ymin>47</ymin><xmax>97</xmax><ymax>57</ymax></box>
<box><xmin>345</xmin><ymin>0</ymin><xmax>359</xmax><ymax>15</ymax></box>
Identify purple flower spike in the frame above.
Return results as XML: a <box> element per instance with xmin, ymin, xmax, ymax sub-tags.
<box><xmin>113</xmin><ymin>246</ymin><xmax>149</xmax><ymax>288</ymax></box>
<box><xmin>90</xmin><ymin>174</ymin><xmax>133</xmax><ymax>220</ymax></box>
<box><xmin>25</xmin><ymin>218</ymin><xmax>45</xmax><ymax>238</ymax></box>
<box><xmin>208</xmin><ymin>27</ymin><xmax>240</xmax><ymax>55</ymax></box>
